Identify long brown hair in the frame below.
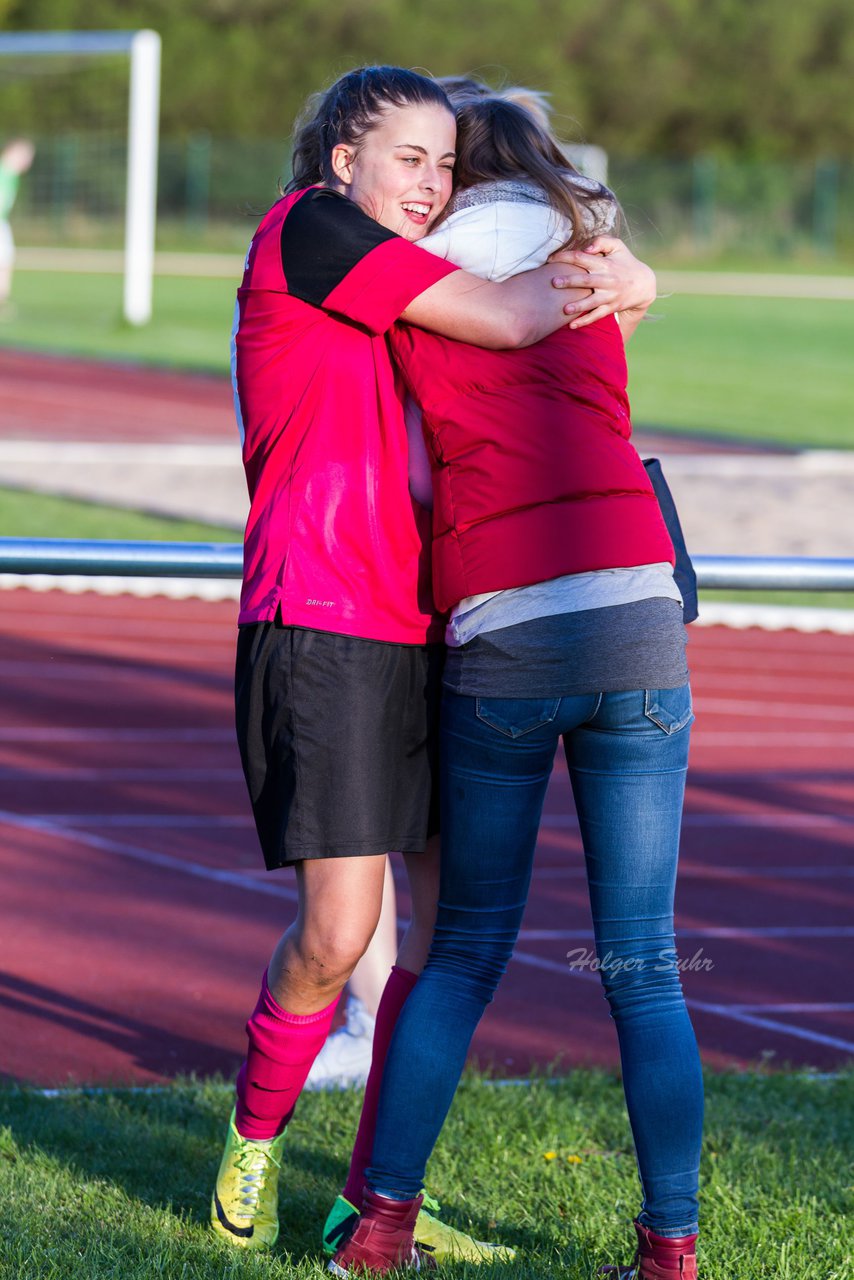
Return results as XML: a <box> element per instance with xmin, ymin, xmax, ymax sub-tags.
<box><xmin>452</xmin><ymin>96</ymin><xmax>619</xmax><ymax>246</ymax></box>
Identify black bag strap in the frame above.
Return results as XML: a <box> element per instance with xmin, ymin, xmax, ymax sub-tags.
<box><xmin>643</xmin><ymin>457</ymin><xmax>699</xmax><ymax>625</ymax></box>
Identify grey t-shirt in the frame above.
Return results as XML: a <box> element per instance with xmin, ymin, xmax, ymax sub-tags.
<box><xmin>442</xmin><ymin>597</ymin><xmax>688</xmax><ymax>698</ymax></box>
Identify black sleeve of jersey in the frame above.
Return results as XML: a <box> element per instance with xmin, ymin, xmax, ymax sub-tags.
<box><xmin>281</xmin><ymin>188</ymin><xmax>398</xmax><ymax>306</ymax></box>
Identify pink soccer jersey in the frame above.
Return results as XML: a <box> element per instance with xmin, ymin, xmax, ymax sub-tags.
<box><xmin>231</xmin><ymin>188</ymin><xmax>458</xmax><ymax>644</ymax></box>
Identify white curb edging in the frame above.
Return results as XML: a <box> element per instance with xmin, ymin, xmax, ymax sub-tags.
<box><xmin>1</xmin><ymin>577</ymin><xmax>853</xmax><ymax>634</ymax></box>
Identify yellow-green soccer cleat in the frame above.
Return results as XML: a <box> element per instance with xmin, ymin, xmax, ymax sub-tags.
<box><xmin>210</xmin><ymin>1107</ymin><xmax>286</xmax><ymax>1250</ymax></box>
<box><xmin>322</xmin><ymin>1191</ymin><xmax>516</xmax><ymax>1264</ymax></box>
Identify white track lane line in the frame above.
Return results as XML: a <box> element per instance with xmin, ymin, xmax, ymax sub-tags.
<box><xmin>694</xmin><ymin>605</ymin><xmax>854</xmax><ymax>636</ymax></box>
<box><xmin>696</xmin><ymin>699</ymin><xmax>854</xmax><ymax>721</ymax></box>
<box><xmin>694</xmin><ymin>674</ymin><xmax>848</xmax><ymax>695</ymax></box>
<box><xmin>4</xmin><ymin>577</ymin><xmax>232</xmax><ymax>608</ymax></box>
<box><xmin>2</xmin><ymin>710</ymin><xmax>851</xmax><ymax>739</ymax></box>
<box><xmin>27</xmin><ymin>1069</ymin><xmax>848</xmax><ymax>1097</ymax></box>
<box><xmin>22</xmin><ymin>254</ymin><xmax>854</xmax><ymax>296</ymax></box>
<box><xmin>2</xmin><ymin>812</ymin><xmax>850</xmax><ymax>1056</ymax></box>
<box><xmin>14</xmin><ymin>811</ymin><xmax>852</xmax><ymax>830</ymax></box>
<box><xmin>17</xmin><ymin>813</ymin><xmax>854</xmax><ymax>882</ymax></box>
<box><xmin>0</xmin><ymin>809</ymin><xmax>298</xmax><ymax>903</ymax></box>
<box><xmin>540</xmin><ymin>813</ymin><xmax>854</xmax><ymax>828</ymax></box>
<box><xmin>0</xmin><ymin>768</ymin><xmax>243</xmax><ymax>781</ymax></box>
<box><xmin>3</xmin><ymin>741</ymin><xmax>854</xmax><ymax>781</ymax></box>
<box><xmin>0</xmin><ymin>662</ymin><xmax>229</xmax><ymax>682</ymax></box>
<box><xmin>14</xmin><ymin>814</ymin><xmax>853</xmax><ymax>880</ymax></box>
<box><xmin>0</xmin><ymin>443</ymin><xmax>239</xmax><ymax>465</ymax></box>
<box><xmin>693</xmin><ymin>733</ymin><xmax>854</xmax><ymax>747</ymax></box>
<box><xmin>0</xmin><ymin>728</ymin><xmax>235</xmax><ymax>743</ymax></box>
<box><xmin>534</xmin><ymin>865</ymin><xmax>854</xmax><ymax>879</ymax></box>
<box><xmin>691</xmin><ymin>650</ymin><xmax>854</xmax><ymax>668</ymax></box>
<box><xmin>23</xmin><ymin>813</ymin><xmax>254</xmax><ymax>827</ymax></box>
<box><xmin>725</xmin><ymin>1003</ymin><xmax>854</xmax><ymax>1013</ymax></box>
<box><xmin>681</xmin><ymin>1003</ymin><xmax>854</xmax><ymax>1054</ymax></box>
<box><xmin>516</xmin><ymin>927</ymin><xmax>854</xmax><ymax>940</ymax></box>
<box><xmin>510</xmin><ymin>952</ymin><xmax>854</xmax><ymax>1055</ymax></box>
<box><xmin>676</xmin><ymin>770</ymin><xmax>852</xmax><ymax>781</ymax></box>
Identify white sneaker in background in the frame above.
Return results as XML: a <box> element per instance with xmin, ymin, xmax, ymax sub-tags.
<box><xmin>304</xmin><ymin>995</ymin><xmax>376</xmax><ymax>1090</ymax></box>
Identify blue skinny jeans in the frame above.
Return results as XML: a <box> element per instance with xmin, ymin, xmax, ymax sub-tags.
<box><xmin>367</xmin><ymin>684</ymin><xmax>703</xmax><ymax>1237</ymax></box>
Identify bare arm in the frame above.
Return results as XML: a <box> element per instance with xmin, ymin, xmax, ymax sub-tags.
<box><xmin>548</xmin><ymin>236</ymin><xmax>657</xmax><ymax>339</ymax></box>
<box><xmin>402</xmin><ymin>236</ymin><xmax>655</xmax><ymax>349</ymax></box>
<box><xmin>400</xmin><ymin>264</ymin><xmax>589</xmax><ymax>349</ymax></box>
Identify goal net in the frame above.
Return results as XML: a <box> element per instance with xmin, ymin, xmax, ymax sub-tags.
<box><xmin>0</xmin><ymin>30</ymin><xmax>161</xmax><ymax>324</ymax></box>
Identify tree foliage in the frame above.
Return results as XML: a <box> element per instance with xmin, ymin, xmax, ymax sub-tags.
<box><xmin>1</xmin><ymin>0</ymin><xmax>852</xmax><ymax>156</ymax></box>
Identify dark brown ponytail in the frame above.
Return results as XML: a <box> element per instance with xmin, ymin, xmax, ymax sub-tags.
<box><xmin>286</xmin><ymin>66</ymin><xmax>453</xmax><ymax>194</ymax></box>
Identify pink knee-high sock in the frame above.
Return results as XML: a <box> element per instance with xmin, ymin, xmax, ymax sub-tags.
<box><xmin>235</xmin><ymin>971</ymin><xmax>340</xmax><ymax>1140</ymax></box>
<box><xmin>342</xmin><ymin>965</ymin><xmax>418</xmax><ymax>1205</ymax></box>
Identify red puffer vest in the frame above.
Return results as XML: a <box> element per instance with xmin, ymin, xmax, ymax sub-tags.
<box><xmin>390</xmin><ymin>315</ymin><xmax>674</xmax><ymax>613</ymax></box>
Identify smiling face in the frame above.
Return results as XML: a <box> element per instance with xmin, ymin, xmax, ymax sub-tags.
<box><xmin>330</xmin><ymin>102</ymin><xmax>456</xmax><ymax>241</ymax></box>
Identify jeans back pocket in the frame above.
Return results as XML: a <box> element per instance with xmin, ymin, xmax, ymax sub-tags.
<box><xmin>644</xmin><ymin>686</ymin><xmax>694</xmax><ymax>734</ymax></box>
<box><xmin>475</xmin><ymin>697</ymin><xmax>561</xmax><ymax>739</ymax></box>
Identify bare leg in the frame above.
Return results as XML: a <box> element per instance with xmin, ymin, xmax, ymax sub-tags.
<box><xmin>307</xmin><ymin>842</ymin><xmax>439</xmax><ymax>1096</ymax></box>
<box><xmin>0</xmin><ymin>262</ymin><xmax>12</xmax><ymax>308</ymax></box>
<box><xmin>347</xmin><ymin>857</ymin><xmax>399</xmax><ymax>1016</ymax></box>
<box><xmin>268</xmin><ymin>854</ymin><xmax>388</xmax><ymax>1013</ymax></box>
<box><xmin>335</xmin><ymin>836</ymin><xmax>439</xmax><ymax>1013</ymax></box>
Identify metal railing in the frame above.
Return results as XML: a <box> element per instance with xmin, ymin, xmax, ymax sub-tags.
<box><xmin>1</xmin><ymin>539</ymin><xmax>854</xmax><ymax>592</ymax></box>
<box><xmin>0</xmin><ymin>538</ymin><xmax>243</xmax><ymax>579</ymax></box>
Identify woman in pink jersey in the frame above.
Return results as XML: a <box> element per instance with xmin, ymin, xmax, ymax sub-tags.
<box><xmin>212</xmin><ymin>65</ymin><xmax>657</xmax><ymax>1259</ymax></box>
<box><xmin>331</xmin><ymin>96</ymin><xmax>702</xmax><ymax>1280</ymax></box>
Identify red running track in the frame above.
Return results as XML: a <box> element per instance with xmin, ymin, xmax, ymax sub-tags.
<box><xmin>0</xmin><ymin>349</ymin><xmax>235</xmax><ymax>443</ymax></box>
<box><xmin>0</xmin><ymin>347</ymin><xmax>790</xmax><ymax>455</ymax></box>
<box><xmin>0</xmin><ymin>587</ymin><xmax>851</xmax><ymax>1086</ymax></box>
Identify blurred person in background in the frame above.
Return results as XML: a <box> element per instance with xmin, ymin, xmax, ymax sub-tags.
<box><xmin>0</xmin><ymin>137</ymin><xmax>35</xmax><ymax>317</ymax></box>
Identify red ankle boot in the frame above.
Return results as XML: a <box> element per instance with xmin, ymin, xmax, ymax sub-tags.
<box><xmin>599</xmin><ymin>1220</ymin><xmax>698</xmax><ymax>1279</ymax></box>
<box><xmin>329</xmin><ymin>1189</ymin><xmax>436</xmax><ymax>1275</ymax></box>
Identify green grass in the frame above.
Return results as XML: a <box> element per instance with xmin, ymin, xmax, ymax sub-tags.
<box><xmin>0</xmin><ymin>487</ymin><xmax>238</xmax><ymax>542</ymax></box>
<box><xmin>647</xmin><ymin>251</ymin><xmax>854</xmax><ymax>274</ymax></box>
<box><xmin>628</xmin><ymin>295</ymin><xmax>854</xmax><ymax>449</ymax></box>
<box><xmin>3</xmin><ymin>269</ymin><xmax>854</xmax><ymax>448</ymax></box>
<box><xmin>700</xmin><ymin>590</ymin><xmax>854</xmax><ymax>611</ymax></box>
<box><xmin>0</xmin><ymin>1071</ymin><xmax>850</xmax><ymax>1279</ymax></box>
<box><xmin>3</xmin><ymin>271</ymin><xmax>235</xmax><ymax>373</ymax></box>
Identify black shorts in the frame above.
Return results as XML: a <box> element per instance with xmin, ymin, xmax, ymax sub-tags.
<box><xmin>235</xmin><ymin>622</ymin><xmax>442</xmax><ymax>868</ymax></box>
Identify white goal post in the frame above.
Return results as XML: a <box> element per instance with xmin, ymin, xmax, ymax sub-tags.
<box><xmin>0</xmin><ymin>29</ymin><xmax>161</xmax><ymax>326</ymax></box>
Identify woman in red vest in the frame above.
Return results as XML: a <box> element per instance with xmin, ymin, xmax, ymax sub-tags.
<box><xmin>213</xmin><ymin>66</ymin><xmax>655</xmax><ymax>1262</ymax></box>
<box><xmin>333</xmin><ymin>95</ymin><xmax>702</xmax><ymax>1280</ymax></box>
